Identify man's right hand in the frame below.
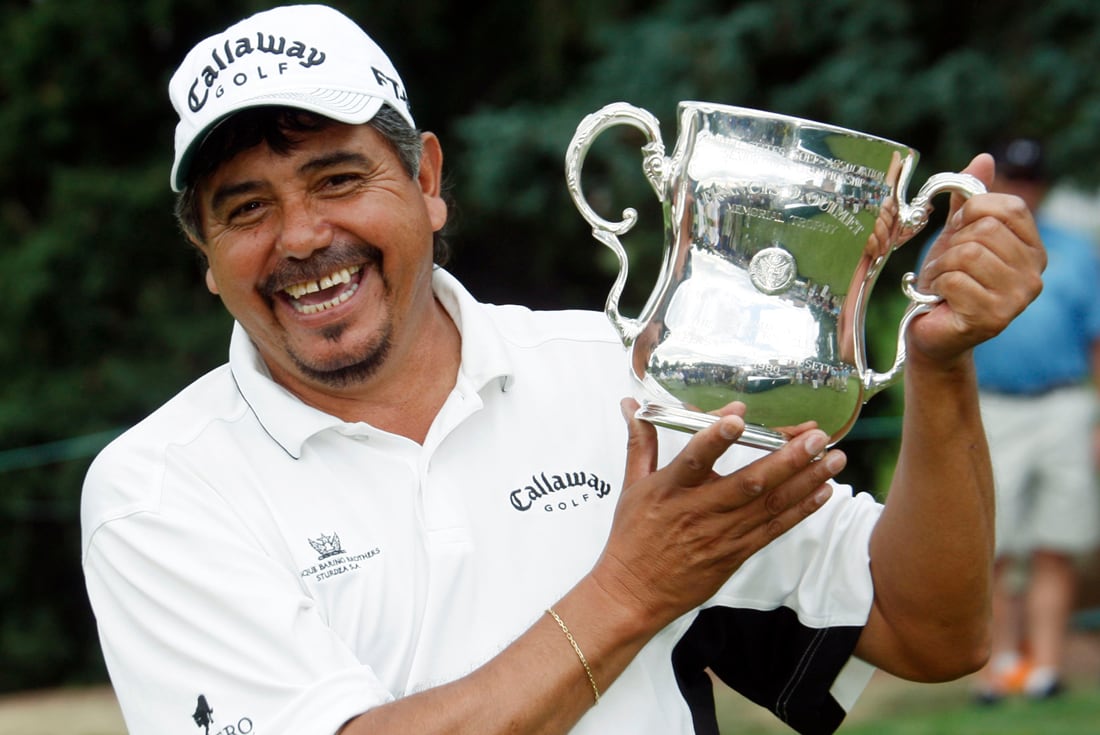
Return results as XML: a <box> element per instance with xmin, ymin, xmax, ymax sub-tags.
<box><xmin>591</xmin><ymin>398</ymin><xmax>847</xmax><ymax>633</ymax></box>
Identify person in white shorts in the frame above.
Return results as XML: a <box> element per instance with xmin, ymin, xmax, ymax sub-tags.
<box><xmin>81</xmin><ymin>6</ymin><xmax>1045</xmax><ymax>734</ymax></box>
<box><xmin>969</xmin><ymin>138</ymin><xmax>1100</xmax><ymax>702</ymax></box>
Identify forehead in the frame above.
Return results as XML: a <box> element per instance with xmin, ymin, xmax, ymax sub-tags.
<box><xmin>199</xmin><ymin>122</ymin><xmax>395</xmax><ymax>199</ymax></box>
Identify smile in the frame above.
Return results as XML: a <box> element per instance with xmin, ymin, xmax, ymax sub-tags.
<box><xmin>282</xmin><ymin>265</ymin><xmax>362</xmax><ymax>315</ymax></box>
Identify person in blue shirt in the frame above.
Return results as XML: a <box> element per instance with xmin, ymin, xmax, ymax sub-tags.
<box><xmin>923</xmin><ymin>137</ymin><xmax>1100</xmax><ymax>702</ymax></box>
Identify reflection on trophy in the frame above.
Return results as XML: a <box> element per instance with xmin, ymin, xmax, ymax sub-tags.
<box><xmin>565</xmin><ymin>101</ymin><xmax>984</xmax><ymax>450</ymax></box>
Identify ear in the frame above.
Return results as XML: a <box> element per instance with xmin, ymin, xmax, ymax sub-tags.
<box><xmin>187</xmin><ymin>233</ymin><xmax>220</xmax><ymax>295</ymax></box>
<box><xmin>417</xmin><ymin>132</ymin><xmax>448</xmax><ymax>232</ymax></box>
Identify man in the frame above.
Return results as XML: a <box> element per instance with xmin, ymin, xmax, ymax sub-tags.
<box><xmin>965</xmin><ymin>138</ymin><xmax>1100</xmax><ymax>702</ymax></box>
<box><xmin>80</xmin><ymin>5</ymin><xmax>1044</xmax><ymax>735</ymax></box>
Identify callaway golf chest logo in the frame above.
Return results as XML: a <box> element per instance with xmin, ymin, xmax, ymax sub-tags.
<box><xmin>509</xmin><ymin>468</ymin><xmax>615</xmax><ymax>513</ymax></box>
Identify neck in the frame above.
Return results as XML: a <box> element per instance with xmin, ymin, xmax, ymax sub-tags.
<box><xmin>290</xmin><ymin>297</ymin><xmax>462</xmax><ymax>444</ymax></box>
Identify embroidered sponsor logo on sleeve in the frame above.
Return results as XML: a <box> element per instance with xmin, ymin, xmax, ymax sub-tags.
<box><xmin>191</xmin><ymin>694</ymin><xmax>253</xmax><ymax>735</ymax></box>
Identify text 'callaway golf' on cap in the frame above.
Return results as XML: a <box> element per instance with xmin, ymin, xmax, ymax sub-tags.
<box><xmin>168</xmin><ymin>4</ymin><xmax>414</xmax><ymax>192</ymax></box>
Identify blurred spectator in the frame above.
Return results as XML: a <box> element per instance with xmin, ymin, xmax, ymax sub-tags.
<box><xmin>957</xmin><ymin>138</ymin><xmax>1100</xmax><ymax>702</ymax></box>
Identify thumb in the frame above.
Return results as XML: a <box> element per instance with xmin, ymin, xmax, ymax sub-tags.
<box><xmin>621</xmin><ymin>398</ymin><xmax>659</xmax><ymax>486</ymax></box>
<box><xmin>946</xmin><ymin>152</ymin><xmax>995</xmax><ymax>223</ymax></box>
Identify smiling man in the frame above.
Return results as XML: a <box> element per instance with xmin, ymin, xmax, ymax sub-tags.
<box><xmin>191</xmin><ymin>113</ymin><xmax>456</xmax><ymax>436</ymax></box>
<box><xmin>81</xmin><ymin>5</ymin><xmax>1045</xmax><ymax>735</ymax></box>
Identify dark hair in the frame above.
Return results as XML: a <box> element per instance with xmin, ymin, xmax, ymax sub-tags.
<box><xmin>174</xmin><ymin>105</ymin><xmax>450</xmax><ymax>265</ymax></box>
<box><xmin>990</xmin><ymin>137</ymin><xmax>1046</xmax><ymax>183</ymax></box>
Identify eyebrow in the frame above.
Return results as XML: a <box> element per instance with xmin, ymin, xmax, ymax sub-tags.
<box><xmin>209</xmin><ymin>180</ymin><xmax>263</xmax><ymax>216</ymax></box>
<box><xmin>208</xmin><ymin>150</ymin><xmax>376</xmax><ymax>215</ymax></box>
<box><xmin>298</xmin><ymin>150</ymin><xmax>374</xmax><ymax>175</ymax></box>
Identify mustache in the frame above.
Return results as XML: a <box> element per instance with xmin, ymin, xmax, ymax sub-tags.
<box><xmin>260</xmin><ymin>243</ymin><xmax>383</xmax><ymax>298</ymax></box>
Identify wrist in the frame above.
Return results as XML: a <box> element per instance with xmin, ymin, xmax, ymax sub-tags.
<box><xmin>580</xmin><ymin>564</ymin><xmax>664</xmax><ymax>643</ymax></box>
<box><xmin>904</xmin><ymin>348</ymin><xmax>977</xmax><ymax>389</ymax></box>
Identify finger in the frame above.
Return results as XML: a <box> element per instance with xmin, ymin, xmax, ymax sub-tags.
<box><xmin>924</xmin><ymin>203</ymin><xmax>1044</xmax><ymax>309</ymax></box>
<box><xmin>710</xmin><ymin>428</ymin><xmax>832</xmax><ymax>512</ymax></box>
<box><xmin>710</xmin><ymin>400</ymin><xmax>748</xmax><ymax>419</ymax></box>
<box><xmin>662</xmin><ymin>411</ymin><xmax>746</xmax><ymax>488</ymax></box>
<box><xmin>920</xmin><ymin>153</ymin><xmax>996</xmax><ymax>274</ymax></box>
<box><xmin>727</xmin><ymin>446</ymin><xmax>846</xmax><ymax>548</ymax></box>
<box><xmin>949</xmin><ymin>195</ymin><xmax>1045</xmax><ymax>269</ymax></box>
<box><xmin>740</xmin><ymin>479</ymin><xmax>836</xmax><ymax>553</ymax></box>
<box><xmin>773</xmin><ymin>419</ymin><xmax>820</xmax><ymax>439</ymax></box>
<box><xmin>756</xmin><ymin>448</ymin><xmax>846</xmax><ymax>520</ymax></box>
<box><xmin>948</xmin><ymin>153</ymin><xmax>994</xmax><ymax>215</ymax></box>
<box><xmin>621</xmin><ymin>398</ymin><xmax>659</xmax><ymax>486</ymax></box>
<box><xmin>921</xmin><ymin>197</ymin><xmax>1044</xmax><ymax>306</ymax></box>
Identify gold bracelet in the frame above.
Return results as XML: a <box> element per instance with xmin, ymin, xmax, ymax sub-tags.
<box><xmin>546</xmin><ymin>607</ymin><xmax>601</xmax><ymax>704</ymax></box>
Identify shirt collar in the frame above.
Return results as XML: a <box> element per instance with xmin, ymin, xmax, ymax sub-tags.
<box><xmin>229</xmin><ymin>267</ymin><xmax>514</xmax><ymax>458</ymax></box>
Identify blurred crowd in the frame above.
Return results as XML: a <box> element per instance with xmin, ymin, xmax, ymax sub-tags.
<box><xmin>965</xmin><ymin>138</ymin><xmax>1100</xmax><ymax>704</ymax></box>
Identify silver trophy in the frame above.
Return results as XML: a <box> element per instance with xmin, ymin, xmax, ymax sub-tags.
<box><xmin>566</xmin><ymin>101</ymin><xmax>984</xmax><ymax>450</ymax></box>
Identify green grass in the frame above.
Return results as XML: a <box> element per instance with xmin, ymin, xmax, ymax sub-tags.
<box><xmin>714</xmin><ymin>673</ymin><xmax>1100</xmax><ymax>735</ymax></box>
<box><xmin>837</xmin><ymin>691</ymin><xmax>1100</xmax><ymax>735</ymax></box>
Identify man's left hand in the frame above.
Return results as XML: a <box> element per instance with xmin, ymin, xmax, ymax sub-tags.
<box><xmin>913</xmin><ymin>153</ymin><xmax>1046</xmax><ymax>364</ymax></box>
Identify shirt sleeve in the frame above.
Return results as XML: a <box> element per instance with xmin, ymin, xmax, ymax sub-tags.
<box><xmin>82</xmin><ymin>453</ymin><xmax>390</xmax><ymax>735</ymax></box>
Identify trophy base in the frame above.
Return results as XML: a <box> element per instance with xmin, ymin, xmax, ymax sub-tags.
<box><xmin>635</xmin><ymin>401</ymin><xmax>788</xmax><ymax>452</ymax></box>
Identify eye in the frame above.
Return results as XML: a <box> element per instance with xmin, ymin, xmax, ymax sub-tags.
<box><xmin>319</xmin><ymin>172</ymin><xmax>364</xmax><ymax>193</ymax></box>
<box><xmin>226</xmin><ymin>199</ymin><xmax>266</xmax><ymax>223</ymax></box>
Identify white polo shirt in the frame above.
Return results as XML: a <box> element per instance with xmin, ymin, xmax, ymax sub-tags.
<box><xmin>82</xmin><ymin>268</ymin><xmax>880</xmax><ymax>735</ymax></box>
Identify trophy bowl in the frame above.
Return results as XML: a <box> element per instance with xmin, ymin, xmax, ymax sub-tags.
<box><xmin>565</xmin><ymin>101</ymin><xmax>984</xmax><ymax>450</ymax></box>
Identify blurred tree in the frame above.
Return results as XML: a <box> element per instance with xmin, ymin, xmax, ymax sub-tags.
<box><xmin>2</xmin><ymin>0</ymin><xmax>1100</xmax><ymax>691</ymax></box>
<box><xmin>451</xmin><ymin>0</ymin><xmax>1100</xmax><ymax>493</ymax></box>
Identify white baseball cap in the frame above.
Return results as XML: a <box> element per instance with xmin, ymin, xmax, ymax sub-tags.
<box><xmin>168</xmin><ymin>4</ymin><xmax>415</xmax><ymax>192</ymax></box>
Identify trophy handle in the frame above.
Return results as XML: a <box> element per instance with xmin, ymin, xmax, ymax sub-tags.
<box><xmin>861</xmin><ymin>172</ymin><xmax>987</xmax><ymax>397</ymax></box>
<box><xmin>565</xmin><ymin>102</ymin><xmax>668</xmax><ymax>346</ymax></box>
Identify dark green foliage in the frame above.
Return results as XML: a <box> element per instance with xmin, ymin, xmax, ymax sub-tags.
<box><xmin>3</xmin><ymin>0</ymin><xmax>1100</xmax><ymax>691</ymax></box>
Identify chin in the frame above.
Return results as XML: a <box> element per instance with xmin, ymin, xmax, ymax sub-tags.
<box><xmin>292</xmin><ymin>332</ymin><xmax>393</xmax><ymax>389</ymax></box>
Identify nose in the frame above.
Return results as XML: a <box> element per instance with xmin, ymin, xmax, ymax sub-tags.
<box><xmin>276</xmin><ymin>195</ymin><xmax>332</xmax><ymax>259</ymax></box>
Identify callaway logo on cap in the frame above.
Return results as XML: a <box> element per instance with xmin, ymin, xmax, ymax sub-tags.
<box><xmin>168</xmin><ymin>4</ymin><xmax>414</xmax><ymax>192</ymax></box>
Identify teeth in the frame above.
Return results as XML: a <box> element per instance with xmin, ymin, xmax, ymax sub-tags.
<box><xmin>292</xmin><ymin>281</ymin><xmax>360</xmax><ymax>315</ymax></box>
<box><xmin>283</xmin><ymin>266</ymin><xmax>360</xmax><ymax>300</ymax></box>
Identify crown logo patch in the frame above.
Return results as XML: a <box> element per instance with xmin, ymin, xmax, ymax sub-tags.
<box><xmin>309</xmin><ymin>532</ymin><xmax>345</xmax><ymax>560</ymax></box>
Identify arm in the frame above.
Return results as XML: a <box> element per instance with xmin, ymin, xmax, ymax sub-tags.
<box><xmin>342</xmin><ymin>408</ymin><xmax>846</xmax><ymax>734</ymax></box>
<box><xmin>854</xmin><ymin>153</ymin><xmax>1046</xmax><ymax>681</ymax></box>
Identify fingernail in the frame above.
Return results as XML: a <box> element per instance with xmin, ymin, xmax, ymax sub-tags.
<box><xmin>950</xmin><ymin>208</ymin><xmax>964</xmax><ymax>230</ymax></box>
<box><xmin>804</xmin><ymin>431</ymin><xmax>827</xmax><ymax>458</ymax></box>
<box><xmin>718</xmin><ymin>415</ymin><xmax>743</xmax><ymax>441</ymax></box>
<box><xmin>824</xmin><ymin>450</ymin><xmax>847</xmax><ymax>474</ymax></box>
<box><xmin>814</xmin><ymin>485</ymin><xmax>833</xmax><ymax>506</ymax></box>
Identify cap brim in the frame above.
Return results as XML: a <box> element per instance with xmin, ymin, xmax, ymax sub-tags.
<box><xmin>171</xmin><ymin>91</ymin><xmax>390</xmax><ymax>192</ymax></box>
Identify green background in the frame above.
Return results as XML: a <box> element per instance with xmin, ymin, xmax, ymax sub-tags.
<box><xmin>4</xmin><ymin>0</ymin><xmax>1100</xmax><ymax>692</ymax></box>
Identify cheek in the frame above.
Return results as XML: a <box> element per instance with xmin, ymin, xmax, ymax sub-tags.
<box><xmin>205</xmin><ymin>231</ymin><xmax>272</xmax><ymax>291</ymax></box>
<box><xmin>203</xmin><ymin>252</ymin><xmax>267</xmax><ymax>317</ymax></box>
